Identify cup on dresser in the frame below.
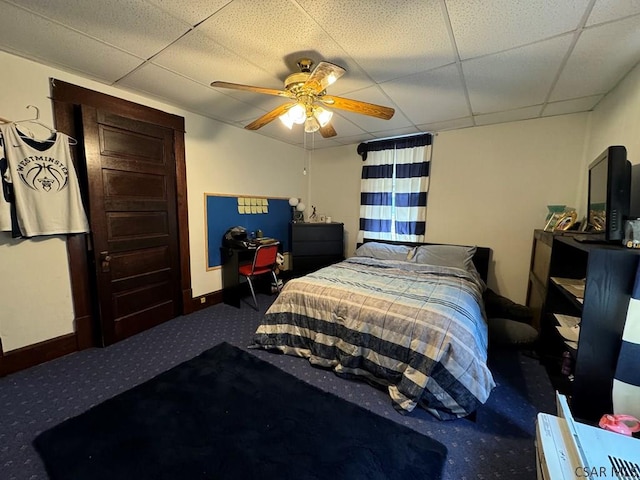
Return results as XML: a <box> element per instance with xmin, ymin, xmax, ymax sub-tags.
<box><xmin>326</xmin><ymin>216</ymin><xmax>332</xmax><ymax>223</ymax></box>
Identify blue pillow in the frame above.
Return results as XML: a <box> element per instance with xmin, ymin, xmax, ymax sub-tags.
<box><xmin>354</xmin><ymin>242</ymin><xmax>415</xmax><ymax>261</ymax></box>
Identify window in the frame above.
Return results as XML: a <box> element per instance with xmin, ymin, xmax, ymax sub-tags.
<box><xmin>357</xmin><ymin>134</ymin><xmax>432</xmax><ymax>243</ymax></box>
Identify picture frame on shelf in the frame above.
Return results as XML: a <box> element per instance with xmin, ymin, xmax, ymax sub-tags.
<box><xmin>554</xmin><ymin>210</ymin><xmax>577</xmax><ymax>231</ymax></box>
<box><xmin>544</xmin><ymin>212</ymin><xmax>563</xmax><ymax>232</ymax></box>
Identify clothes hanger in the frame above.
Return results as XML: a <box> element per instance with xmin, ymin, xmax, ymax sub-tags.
<box><xmin>12</xmin><ymin>105</ymin><xmax>77</xmax><ymax>145</ymax></box>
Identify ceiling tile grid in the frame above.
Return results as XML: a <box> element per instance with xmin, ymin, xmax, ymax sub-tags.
<box><xmin>446</xmin><ymin>0</ymin><xmax>591</xmax><ymax>60</ymax></box>
<box><xmin>0</xmin><ymin>1</ymin><xmax>145</xmax><ymax>83</ymax></box>
<box><xmin>1</xmin><ymin>0</ymin><xmax>639</xmax><ymax>148</ymax></box>
<box><xmin>295</xmin><ymin>0</ymin><xmax>457</xmax><ymax>83</ymax></box>
<box><xmin>6</xmin><ymin>0</ymin><xmax>191</xmax><ymax>59</ymax></box>
<box><xmin>550</xmin><ymin>15</ymin><xmax>640</xmax><ymax>101</ymax></box>
<box><xmin>463</xmin><ymin>34</ymin><xmax>575</xmax><ymax>114</ymax></box>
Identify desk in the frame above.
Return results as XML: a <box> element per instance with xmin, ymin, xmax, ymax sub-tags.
<box><xmin>220</xmin><ymin>239</ymin><xmax>280</xmax><ymax>307</ymax></box>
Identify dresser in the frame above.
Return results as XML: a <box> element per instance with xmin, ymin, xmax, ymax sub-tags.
<box><xmin>290</xmin><ymin>222</ymin><xmax>344</xmax><ymax>276</ymax></box>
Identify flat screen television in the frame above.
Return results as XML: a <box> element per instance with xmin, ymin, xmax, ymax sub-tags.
<box><xmin>586</xmin><ymin>145</ymin><xmax>631</xmax><ymax>242</ymax></box>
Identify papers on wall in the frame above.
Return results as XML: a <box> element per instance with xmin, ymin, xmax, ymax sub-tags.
<box><xmin>237</xmin><ymin>197</ymin><xmax>268</xmax><ymax>214</ymax></box>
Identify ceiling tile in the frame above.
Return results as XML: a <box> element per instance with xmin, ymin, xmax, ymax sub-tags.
<box><xmin>326</xmin><ymin>85</ymin><xmax>411</xmax><ymax>133</ymax></box>
<box><xmin>332</xmin><ymin>133</ymin><xmax>377</xmax><ymax>146</ymax></box>
<box><xmin>318</xmin><ymin>114</ymin><xmax>368</xmax><ymax>138</ymax></box>
<box><xmin>541</xmin><ymin>95</ymin><xmax>603</xmax><ymax>117</ymax></box>
<box><xmin>474</xmin><ymin>105</ymin><xmax>543</xmax><ymax>126</ymax></box>
<box><xmin>464</xmin><ymin>34</ymin><xmax>573</xmax><ymax>114</ymax></box>
<box><xmin>296</xmin><ymin>0</ymin><xmax>456</xmax><ymax>83</ymax></box>
<box><xmin>196</xmin><ymin>0</ymin><xmax>343</xmax><ymax>76</ymax></box>
<box><xmin>550</xmin><ymin>15</ymin><xmax>640</xmax><ymax>101</ymax></box>
<box><xmin>587</xmin><ymin>1</ymin><xmax>640</xmax><ymax>26</ymax></box>
<box><xmin>118</xmin><ymin>63</ymin><xmax>271</xmax><ymax>122</ymax></box>
<box><xmin>447</xmin><ymin>0</ymin><xmax>590</xmax><ymax>60</ymax></box>
<box><xmin>417</xmin><ymin>116</ymin><xmax>474</xmax><ymax>133</ymax></box>
<box><xmin>0</xmin><ymin>2</ymin><xmax>143</xmax><ymax>83</ymax></box>
<box><xmin>7</xmin><ymin>0</ymin><xmax>190</xmax><ymax>58</ymax></box>
<box><xmin>152</xmin><ymin>30</ymin><xmax>280</xmax><ymax>88</ymax></box>
<box><xmin>145</xmin><ymin>0</ymin><xmax>233</xmax><ymax>26</ymax></box>
<box><xmin>379</xmin><ymin>64</ymin><xmax>469</xmax><ymax>125</ymax></box>
<box><xmin>357</xmin><ymin>126</ymin><xmax>424</xmax><ymax>141</ymax></box>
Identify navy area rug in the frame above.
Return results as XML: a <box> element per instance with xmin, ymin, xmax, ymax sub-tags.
<box><xmin>33</xmin><ymin>342</ymin><xmax>447</xmax><ymax>480</ymax></box>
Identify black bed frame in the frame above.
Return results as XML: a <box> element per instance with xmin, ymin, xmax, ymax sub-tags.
<box><xmin>361</xmin><ymin>239</ymin><xmax>492</xmax><ymax>283</ymax></box>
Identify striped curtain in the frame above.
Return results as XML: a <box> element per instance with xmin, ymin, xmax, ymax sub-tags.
<box><xmin>612</xmin><ymin>261</ymin><xmax>640</xmax><ymax>418</ymax></box>
<box><xmin>357</xmin><ymin>134</ymin><xmax>432</xmax><ymax>243</ymax></box>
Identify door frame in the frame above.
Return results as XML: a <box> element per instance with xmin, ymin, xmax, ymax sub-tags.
<box><xmin>51</xmin><ymin>79</ymin><xmax>193</xmax><ymax>349</ymax></box>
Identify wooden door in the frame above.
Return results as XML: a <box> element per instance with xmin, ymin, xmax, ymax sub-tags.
<box><xmin>81</xmin><ymin>106</ymin><xmax>182</xmax><ymax>345</ymax></box>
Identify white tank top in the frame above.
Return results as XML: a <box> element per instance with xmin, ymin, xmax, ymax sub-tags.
<box><xmin>0</xmin><ymin>123</ymin><xmax>89</xmax><ymax>237</ymax></box>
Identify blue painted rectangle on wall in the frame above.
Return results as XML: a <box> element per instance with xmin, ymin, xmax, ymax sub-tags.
<box><xmin>206</xmin><ymin>194</ymin><xmax>291</xmax><ymax>268</ymax></box>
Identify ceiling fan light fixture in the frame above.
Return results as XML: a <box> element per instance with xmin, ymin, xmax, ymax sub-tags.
<box><xmin>279</xmin><ymin>114</ymin><xmax>294</xmax><ymax>129</ymax></box>
<box><xmin>288</xmin><ymin>103</ymin><xmax>306</xmax><ymax>124</ymax></box>
<box><xmin>304</xmin><ymin>116</ymin><xmax>320</xmax><ymax>133</ymax></box>
<box><xmin>213</xmin><ymin>58</ymin><xmax>393</xmax><ymax>139</ymax></box>
<box><xmin>313</xmin><ymin>106</ymin><xmax>333</xmax><ymax>127</ymax></box>
<box><xmin>325</xmin><ymin>73</ymin><xmax>338</xmax><ymax>87</ymax></box>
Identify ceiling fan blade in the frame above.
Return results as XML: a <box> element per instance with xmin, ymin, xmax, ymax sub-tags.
<box><xmin>245</xmin><ymin>103</ymin><xmax>295</xmax><ymax>130</ymax></box>
<box><xmin>319</xmin><ymin>123</ymin><xmax>337</xmax><ymax>138</ymax></box>
<box><xmin>303</xmin><ymin>61</ymin><xmax>346</xmax><ymax>94</ymax></box>
<box><xmin>211</xmin><ymin>81</ymin><xmax>291</xmax><ymax>98</ymax></box>
<box><xmin>320</xmin><ymin>95</ymin><xmax>395</xmax><ymax>120</ymax></box>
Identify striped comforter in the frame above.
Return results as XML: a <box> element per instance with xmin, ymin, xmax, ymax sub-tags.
<box><xmin>253</xmin><ymin>257</ymin><xmax>495</xmax><ymax>419</ymax></box>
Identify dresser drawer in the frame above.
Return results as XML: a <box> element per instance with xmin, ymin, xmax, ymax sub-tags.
<box><xmin>292</xmin><ymin>240</ymin><xmax>343</xmax><ymax>256</ymax></box>
<box><xmin>291</xmin><ymin>223</ymin><xmax>343</xmax><ymax>242</ymax></box>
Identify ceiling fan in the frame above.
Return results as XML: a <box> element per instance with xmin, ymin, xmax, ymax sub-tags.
<box><xmin>210</xmin><ymin>58</ymin><xmax>395</xmax><ymax>138</ymax></box>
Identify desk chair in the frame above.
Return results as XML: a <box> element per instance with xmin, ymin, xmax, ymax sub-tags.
<box><xmin>238</xmin><ymin>243</ymin><xmax>281</xmax><ymax>310</ymax></box>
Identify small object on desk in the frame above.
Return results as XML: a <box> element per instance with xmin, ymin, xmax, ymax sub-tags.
<box><xmin>257</xmin><ymin>237</ymin><xmax>278</xmax><ymax>245</ymax></box>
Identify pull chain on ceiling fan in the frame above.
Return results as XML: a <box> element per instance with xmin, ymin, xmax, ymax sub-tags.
<box><xmin>210</xmin><ymin>58</ymin><xmax>395</xmax><ymax>138</ymax></box>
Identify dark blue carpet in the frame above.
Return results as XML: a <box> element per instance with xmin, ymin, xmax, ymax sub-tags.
<box><xmin>33</xmin><ymin>342</ymin><xmax>447</xmax><ymax>480</ymax></box>
<box><xmin>0</xmin><ymin>294</ymin><xmax>555</xmax><ymax>479</ymax></box>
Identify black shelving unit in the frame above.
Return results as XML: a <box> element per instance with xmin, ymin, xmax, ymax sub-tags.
<box><xmin>536</xmin><ymin>233</ymin><xmax>640</xmax><ymax>422</ymax></box>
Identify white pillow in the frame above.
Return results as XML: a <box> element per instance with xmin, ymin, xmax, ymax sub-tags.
<box><xmin>354</xmin><ymin>242</ymin><xmax>415</xmax><ymax>261</ymax></box>
<box><xmin>412</xmin><ymin>244</ymin><xmax>477</xmax><ymax>271</ymax></box>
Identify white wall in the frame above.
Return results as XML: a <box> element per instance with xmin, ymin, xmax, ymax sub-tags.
<box><xmin>576</xmin><ymin>61</ymin><xmax>640</xmax><ymax>215</ymax></box>
<box><xmin>0</xmin><ymin>51</ymin><xmax>306</xmax><ymax>352</ymax></box>
<box><xmin>310</xmin><ymin>113</ymin><xmax>590</xmax><ymax>304</ymax></box>
<box><xmin>587</xmin><ymin>62</ymin><xmax>640</xmax><ymax>166</ymax></box>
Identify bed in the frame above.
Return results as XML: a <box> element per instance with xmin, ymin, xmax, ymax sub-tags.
<box><xmin>252</xmin><ymin>240</ymin><xmax>496</xmax><ymax>420</ymax></box>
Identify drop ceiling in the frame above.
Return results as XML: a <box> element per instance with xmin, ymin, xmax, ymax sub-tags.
<box><xmin>1</xmin><ymin>0</ymin><xmax>639</xmax><ymax>149</ymax></box>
